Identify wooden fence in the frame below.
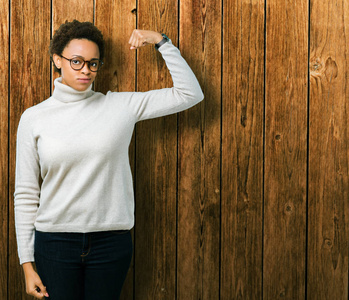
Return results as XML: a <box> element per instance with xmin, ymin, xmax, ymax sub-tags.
<box><xmin>1</xmin><ymin>0</ymin><xmax>348</xmax><ymax>299</ymax></box>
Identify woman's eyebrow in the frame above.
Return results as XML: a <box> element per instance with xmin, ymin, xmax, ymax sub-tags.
<box><xmin>70</xmin><ymin>55</ymin><xmax>100</xmax><ymax>60</ymax></box>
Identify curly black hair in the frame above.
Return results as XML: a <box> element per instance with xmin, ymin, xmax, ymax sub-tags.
<box><xmin>50</xmin><ymin>20</ymin><xmax>105</xmax><ymax>74</ymax></box>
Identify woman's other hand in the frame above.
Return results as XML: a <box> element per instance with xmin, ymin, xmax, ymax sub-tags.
<box><xmin>128</xmin><ymin>29</ymin><xmax>163</xmax><ymax>50</ymax></box>
<box><xmin>22</xmin><ymin>262</ymin><xmax>49</xmax><ymax>299</ymax></box>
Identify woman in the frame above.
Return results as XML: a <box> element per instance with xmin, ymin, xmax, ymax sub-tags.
<box><xmin>15</xmin><ymin>20</ymin><xmax>203</xmax><ymax>299</ymax></box>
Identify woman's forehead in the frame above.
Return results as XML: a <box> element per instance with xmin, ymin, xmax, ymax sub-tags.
<box><xmin>63</xmin><ymin>39</ymin><xmax>100</xmax><ymax>58</ymax></box>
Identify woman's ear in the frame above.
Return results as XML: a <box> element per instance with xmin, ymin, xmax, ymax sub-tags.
<box><xmin>52</xmin><ymin>54</ymin><xmax>61</xmax><ymax>70</ymax></box>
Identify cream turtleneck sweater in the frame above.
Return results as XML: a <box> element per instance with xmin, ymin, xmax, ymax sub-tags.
<box><xmin>14</xmin><ymin>41</ymin><xmax>204</xmax><ymax>264</ymax></box>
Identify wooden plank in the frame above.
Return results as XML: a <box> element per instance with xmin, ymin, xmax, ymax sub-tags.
<box><xmin>177</xmin><ymin>0</ymin><xmax>221</xmax><ymax>299</ymax></box>
<box><xmin>9</xmin><ymin>0</ymin><xmax>51</xmax><ymax>299</ymax></box>
<box><xmin>52</xmin><ymin>0</ymin><xmax>94</xmax><ymax>83</ymax></box>
<box><xmin>308</xmin><ymin>0</ymin><xmax>349</xmax><ymax>298</ymax></box>
<box><xmin>53</xmin><ymin>0</ymin><xmax>94</xmax><ymax>23</ymax></box>
<box><xmin>0</xmin><ymin>0</ymin><xmax>9</xmax><ymax>299</ymax></box>
<box><xmin>94</xmin><ymin>0</ymin><xmax>137</xmax><ymax>299</ymax></box>
<box><xmin>263</xmin><ymin>0</ymin><xmax>308</xmax><ymax>298</ymax></box>
<box><xmin>134</xmin><ymin>1</ymin><xmax>178</xmax><ymax>299</ymax></box>
<box><xmin>221</xmin><ymin>0</ymin><xmax>264</xmax><ymax>298</ymax></box>
<box><xmin>95</xmin><ymin>0</ymin><xmax>136</xmax><ymax>94</ymax></box>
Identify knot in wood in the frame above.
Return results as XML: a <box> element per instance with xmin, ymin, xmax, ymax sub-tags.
<box><xmin>310</xmin><ymin>57</ymin><xmax>323</xmax><ymax>72</ymax></box>
<box><xmin>241</xmin><ymin>114</ymin><xmax>247</xmax><ymax>127</ymax></box>
<box><xmin>26</xmin><ymin>49</ymin><xmax>33</xmax><ymax>70</ymax></box>
<box><xmin>310</xmin><ymin>56</ymin><xmax>338</xmax><ymax>82</ymax></box>
<box><xmin>284</xmin><ymin>203</ymin><xmax>293</xmax><ymax>214</ymax></box>
<box><xmin>323</xmin><ymin>238</ymin><xmax>332</xmax><ymax>249</ymax></box>
<box><xmin>310</xmin><ymin>57</ymin><xmax>324</xmax><ymax>79</ymax></box>
<box><xmin>324</xmin><ymin>57</ymin><xmax>338</xmax><ymax>82</ymax></box>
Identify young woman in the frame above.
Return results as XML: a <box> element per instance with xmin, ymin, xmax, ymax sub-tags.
<box><xmin>15</xmin><ymin>20</ymin><xmax>203</xmax><ymax>300</ymax></box>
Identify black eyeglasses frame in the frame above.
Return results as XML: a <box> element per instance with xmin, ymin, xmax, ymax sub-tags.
<box><xmin>60</xmin><ymin>55</ymin><xmax>104</xmax><ymax>72</ymax></box>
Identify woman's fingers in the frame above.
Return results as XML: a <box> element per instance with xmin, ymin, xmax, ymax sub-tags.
<box><xmin>28</xmin><ymin>283</ymin><xmax>49</xmax><ymax>299</ymax></box>
<box><xmin>28</xmin><ymin>286</ymin><xmax>46</xmax><ymax>299</ymax></box>
<box><xmin>24</xmin><ymin>268</ymin><xmax>49</xmax><ymax>299</ymax></box>
<box><xmin>35</xmin><ymin>280</ymin><xmax>49</xmax><ymax>298</ymax></box>
<box><xmin>30</xmin><ymin>288</ymin><xmax>45</xmax><ymax>299</ymax></box>
<box><xmin>128</xmin><ymin>29</ymin><xmax>162</xmax><ymax>50</ymax></box>
<box><xmin>129</xmin><ymin>29</ymin><xmax>146</xmax><ymax>49</ymax></box>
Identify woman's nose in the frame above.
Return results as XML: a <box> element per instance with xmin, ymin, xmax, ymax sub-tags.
<box><xmin>81</xmin><ymin>63</ymin><xmax>91</xmax><ymax>74</ymax></box>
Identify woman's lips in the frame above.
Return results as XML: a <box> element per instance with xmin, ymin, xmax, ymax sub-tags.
<box><xmin>77</xmin><ymin>78</ymin><xmax>91</xmax><ymax>83</ymax></box>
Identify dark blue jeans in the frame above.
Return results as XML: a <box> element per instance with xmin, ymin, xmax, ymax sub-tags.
<box><xmin>34</xmin><ymin>230</ymin><xmax>133</xmax><ymax>300</ymax></box>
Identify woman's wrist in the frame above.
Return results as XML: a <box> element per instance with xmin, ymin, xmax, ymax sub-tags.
<box><xmin>153</xmin><ymin>32</ymin><xmax>163</xmax><ymax>44</ymax></box>
<box><xmin>22</xmin><ymin>262</ymin><xmax>35</xmax><ymax>274</ymax></box>
<box><xmin>155</xmin><ymin>33</ymin><xmax>169</xmax><ymax>50</ymax></box>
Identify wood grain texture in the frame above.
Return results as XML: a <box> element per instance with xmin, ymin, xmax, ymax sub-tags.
<box><xmin>264</xmin><ymin>0</ymin><xmax>308</xmax><ymax>298</ymax></box>
<box><xmin>308</xmin><ymin>0</ymin><xmax>349</xmax><ymax>298</ymax></box>
<box><xmin>177</xmin><ymin>0</ymin><xmax>221</xmax><ymax>299</ymax></box>
<box><xmin>0</xmin><ymin>1</ymin><xmax>9</xmax><ymax>299</ymax></box>
<box><xmin>9</xmin><ymin>0</ymin><xmax>51</xmax><ymax>299</ymax></box>
<box><xmin>51</xmin><ymin>0</ymin><xmax>94</xmax><ymax>83</ymax></box>
<box><xmin>221</xmin><ymin>0</ymin><xmax>264</xmax><ymax>298</ymax></box>
<box><xmin>95</xmin><ymin>0</ymin><xmax>136</xmax><ymax>94</ymax></box>
<box><xmin>135</xmin><ymin>1</ymin><xmax>178</xmax><ymax>299</ymax></box>
<box><xmin>3</xmin><ymin>0</ymin><xmax>349</xmax><ymax>298</ymax></box>
<box><xmin>95</xmin><ymin>1</ymin><xmax>137</xmax><ymax>298</ymax></box>
<box><xmin>52</xmin><ymin>0</ymin><xmax>94</xmax><ymax>24</ymax></box>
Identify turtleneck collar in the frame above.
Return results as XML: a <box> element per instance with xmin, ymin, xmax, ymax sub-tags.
<box><xmin>52</xmin><ymin>77</ymin><xmax>94</xmax><ymax>103</ymax></box>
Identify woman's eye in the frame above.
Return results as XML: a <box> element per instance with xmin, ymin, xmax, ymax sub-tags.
<box><xmin>90</xmin><ymin>61</ymin><xmax>98</xmax><ymax>67</ymax></box>
<box><xmin>72</xmin><ymin>59</ymin><xmax>82</xmax><ymax>65</ymax></box>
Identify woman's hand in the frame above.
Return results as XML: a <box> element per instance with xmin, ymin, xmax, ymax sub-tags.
<box><xmin>22</xmin><ymin>262</ymin><xmax>49</xmax><ymax>299</ymax></box>
<box><xmin>128</xmin><ymin>29</ymin><xmax>163</xmax><ymax>50</ymax></box>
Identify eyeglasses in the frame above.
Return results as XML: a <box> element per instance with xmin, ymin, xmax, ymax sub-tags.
<box><xmin>60</xmin><ymin>55</ymin><xmax>104</xmax><ymax>72</ymax></box>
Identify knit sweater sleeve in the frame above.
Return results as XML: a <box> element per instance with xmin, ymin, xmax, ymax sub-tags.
<box><xmin>111</xmin><ymin>41</ymin><xmax>204</xmax><ymax>121</ymax></box>
<box><xmin>14</xmin><ymin>109</ymin><xmax>40</xmax><ymax>264</ymax></box>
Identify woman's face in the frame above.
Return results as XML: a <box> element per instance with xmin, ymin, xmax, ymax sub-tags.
<box><xmin>53</xmin><ymin>39</ymin><xmax>100</xmax><ymax>91</ymax></box>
